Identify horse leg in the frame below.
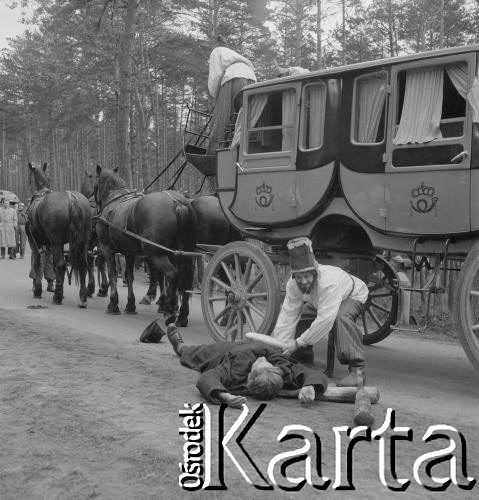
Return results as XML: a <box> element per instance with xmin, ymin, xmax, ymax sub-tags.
<box><xmin>176</xmin><ymin>290</ymin><xmax>190</xmax><ymax>327</ymax></box>
<box><xmin>104</xmin><ymin>247</ymin><xmax>120</xmax><ymax>314</ymax></box>
<box><xmin>139</xmin><ymin>258</ymin><xmax>157</xmax><ymax>305</ymax></box>
<box><xmin>97</xmin><ymin>250</ymin><xmax>109</xmax><ymax>297</ymax></box>
<box><xmin>124</xmin><ymin>255</ymin><xmax>137</xmax><ymax>314</ymax></box>
<box><xmin>29</xmin><ymin>245</ymin><xmax>43</xmax><ymax>298</ymax></box>
<box><xmin>77</xmin><ymin>246</ymin><xmax>89</xmax><ymax>309</ymax></box>
<box><xmin>149</xmin><ymin>255</ymin><xmax>177</xmax><ymax>325</ymax></box>
<box><xmin>50</xmin><ymin>245</ymin><xmax>66</xmax><ymax>305</ymax></box>
<box><xmin>87</xmin><ymin>251</ymin><xmax>95</xmax><ymax>297</ymax></box>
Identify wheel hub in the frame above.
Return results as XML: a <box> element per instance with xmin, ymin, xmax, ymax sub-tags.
<box><xmin>227</xmin><ymin>285</ymin><xmax>247</xmax><ymax>310</ymax></box>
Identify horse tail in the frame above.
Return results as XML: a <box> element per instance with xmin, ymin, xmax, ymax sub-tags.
<box><xmin>68</xmin><ymin>194</ymin><xmax>89</xmax><ymax>284</ymax></box>
<box><xmin>174</xmin><ymin>199</ymin><xmax>196</xmax><ymax>293</ymax></box>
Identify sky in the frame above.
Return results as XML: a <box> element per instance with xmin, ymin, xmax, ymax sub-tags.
<box><xmin>0</xmin><ymin>0</ymin><xmax>32</xmax><ymax>49</ymax></box>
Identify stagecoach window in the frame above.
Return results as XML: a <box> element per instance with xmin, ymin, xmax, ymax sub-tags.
<box><xmin>352</xmin><ymin>72</ymin><xmax>386</xmax><ymax>144</ymax></box>
<box><xmin>393</xmin><ymin>63</ymin><xmax>466</xmax><ymax>146</ymax></box>
<box><xmin>246</xmin><ymin>89</ymin><xmax>296</xmax><ymax>154</ymax></box>
<box><xmin>299</xmin><ymin>83</ymin><xmax>326</xmax><ymax>150</ymax></box>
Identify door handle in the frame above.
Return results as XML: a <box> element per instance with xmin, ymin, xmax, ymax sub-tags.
<box><xmin>236</xmin><ymin>162</ymin><xmax>245</xmax><ymax>173</ymax></box>
<box><xmin>450</xmin><ymin>151</ymin><xmax>468</xmax><ymax>163</ymax></box>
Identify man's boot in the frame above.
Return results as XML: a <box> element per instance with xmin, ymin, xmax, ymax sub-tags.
<box><xmin>167</xmin><ymin>325</ymin><xmax>184</xmax><ymax>356</ymax></box>
<box><xmin>336</xmin><ymin>366</ymin><xmax>366</xmax><ymax>387</ymax></box>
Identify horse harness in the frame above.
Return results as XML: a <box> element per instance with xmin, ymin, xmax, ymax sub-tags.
<box><xmin>94</xmin><ymin>189</ymin><xmax>201</xmax><ymax>258</ymax></box>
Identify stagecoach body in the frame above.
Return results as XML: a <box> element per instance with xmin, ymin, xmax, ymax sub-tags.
<box><xmin>187</xmin><ymin>46</ymin><xmax>479</xmax><ymax>371</ymax></box>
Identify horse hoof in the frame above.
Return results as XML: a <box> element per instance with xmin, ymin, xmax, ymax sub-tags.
<box><xmin>124</xmin><ymin>309</ymin><xmax>137</xmax><ymax>315</ymax></box>
<box><xmin>139</xmin><ymin>296</ymin><xmax>152</xmax><ymax>305</ymax></box>
<box><xmin>52</xmin><ymin>298</ymin><xmax>63</xmax><ymax>305</ymax></box>
<box><xmin>165</xmin><ymin>315</ymin><xmax>176</xmax><ymax>326</ymax></box>
<box><xmin>106</xmin><ymin>309</ymin><xmax>121</xmax><ymax>315</ymax></box>
<box><xmin>78</xmin><ymin>302</ymin><xmax>87</xmax><ymax>309</ymax></box>
<box><xmin>97</xmin><ymin>290</ymin><xmax>108</xmax><ymax>297</ymax></box>
<box><xmin>175</xmin><ymin>318</ymin><xmax>188</xmax><ymax>327</ymax></box>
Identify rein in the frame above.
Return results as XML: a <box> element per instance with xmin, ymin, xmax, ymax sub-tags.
<box><xmin>98</xmin><ymin>188</ymin><xmax>142</xmax><ymax>214</ymax></box>
<box><xmin>93</xmin><ymin>215</ymin><xmax>202</xmax><ymax>258</ymax></box>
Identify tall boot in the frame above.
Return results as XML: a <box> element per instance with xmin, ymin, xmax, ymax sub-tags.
<box><xmin>1</xmin><ymin>247</ymin><xmax>5</xmax><ymax>259</ymax></box>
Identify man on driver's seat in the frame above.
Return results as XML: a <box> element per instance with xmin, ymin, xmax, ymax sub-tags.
<box><xmin>271</xmin><ymin>237</ymin><xmax>369</xmax><ymax>387</ymax></box>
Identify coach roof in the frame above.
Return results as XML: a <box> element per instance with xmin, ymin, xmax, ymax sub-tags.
<box><xmin>245</xmin><ymin>44</ymin><xmax>479</xmax><ymax>91</ymax></box>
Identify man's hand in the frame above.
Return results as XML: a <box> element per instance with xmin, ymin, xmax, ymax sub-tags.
<box><xmin>298</xmin><ymin>385</ymin><xmax>315</xmax><ymax>404</ymax></box>
<box><xmin>218</xmin><ymin>392</ymin><xmax>247</xmax><ymax>409</ymax></box>
<box><xmin>281</xmin><ymin>339</ymin><xmax>298</xmax><ymax>356</ymax></box>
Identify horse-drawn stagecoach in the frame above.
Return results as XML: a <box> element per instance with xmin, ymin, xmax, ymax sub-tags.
<box><xmin>183</xmin><ymin>45</ymin><xmax>479</xmax><ymax>372</ymax></box>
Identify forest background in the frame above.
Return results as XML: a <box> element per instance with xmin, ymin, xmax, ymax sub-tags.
<box><xmin>0</xmin><ymin>0</ymin><xmax>478</xmax><ymax>200</ymax></box>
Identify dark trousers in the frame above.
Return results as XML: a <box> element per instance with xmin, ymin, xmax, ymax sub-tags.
<box><xmin>297</xmin><ymin>298</ymin><xmax>365</xmax><ymax>367</ymax></box>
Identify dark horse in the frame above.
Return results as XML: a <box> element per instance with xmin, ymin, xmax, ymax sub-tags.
<box><xmin>80</xmin><ymin>170</ymin><xmax>109</xmax><ymax>297</ymax></box>
<box><xmin>140</xmin><ymin>194</ymin><xmax>241</xmax><ymax>325</ymax></box>
<box><xmin>94</xmin><ymin>166</ymin><xmax>196</xmax><ymax>320</ymax></box>
<box><xmin>26</xmin><ymin>162</ymin><xmax>91</xmax><ymax>307</ymax></box>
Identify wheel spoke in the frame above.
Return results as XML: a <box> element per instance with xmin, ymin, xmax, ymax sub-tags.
<box><xmin>213</xmin><ymin>305</ymin><xmax>231</xmax><ymax>323</ymax></box>
<box><xmin>234</xmin><ymin>254</ymin><xmax>242</xmax><ymax>283</ymax></box>
<box><xmin>366</xmin><ymin>307</ymin><xmax>382</xmax><ymax>328</ymax></box>
<box><xmin>246</xmin><ymin>299</ymin><xmax>266</xmax><ymax>319</ymax></box>
<box><xmin>243</xmin><ymin>308</ymin><xmax>257</xmax><ymax>331</ymax></box>
<box><xmin>247</xmin><ymin>292</ymin><xmax>268</xmax><ymax>299</ymax></box>
<box><xmin>237</xmin><ymin>311</ymin><xmax>244</xmax><ymax>340</ymax></box>
<box><xmin>243</xmin><ymin>258</ymin><xmax>253</xmax><ymax>284</ymax></box>
<box><xmin>471</xmin><ymin>323</ymin><xmax>479</xmax><ymax>331</ymax></box>
<box><xmin>361</xmin><ymin>313</ymin><xmax>368</xmax><ymax>335</ymax></box>
<box><xmin>470</xmin><ymin>290</ymin><xmax>479</xmax><ymax>297</ymax></box>
<box><xmin>208</xmin><ymin>294</ymin><xmax>228</xmax><ymax>302</ymax></box>
<box><xmin>211</xmin><ymin>276</ymin><xmax>231</xmax><ymax>292</ymax></box>
<box><xmin>220</xmin><ymin>262</ymin><xmax>236</xmax><ymax>285</ymax></box>
<box><xmin>370</xmin><ymin>300</ymin><xmax>391</xmax><ymax>314</ymax></box>
<box><xmin>247</xmin><ymin>271</ymin><xmax>264</xmax><ymax>292</ymax></box>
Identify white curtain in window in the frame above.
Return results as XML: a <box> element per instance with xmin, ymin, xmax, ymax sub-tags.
<box><xmin>469</xmin><ymin>71</ymin><xmax>479</xmax><ymax>123</ymax></box>
<box><xmin>230</xmin><ymin>107</ymin><xmax>244</xmax><ymax>149</ymax></box>
<box><xmin>230</xmin><ymin>94</ymin><xmax>268</xmax><ymax>150</ymax></box>
<box><xmin>356</xmin><ymin>75</ymin><xmax>386</xmax><ymax>143</ymax></box>
<box><xmin>446</xmin><ymin>62</ymin><xmax>468</xmax><ymax>98</ymax></box>
<box><xmin>393</xmin><ymin>66</ymin><xmax>444</xmax><ymax>144</ymax></box>
<box><xmin>306</xmin><ymin>86</ymin><xmax>324</xmax><ymax>148</ymax></box>
<box><xmin>282</xmin><ymin>89</ymin><xmax>296</xmax><ymax>150</ymax></box>
<box><xmin>248</xmin><ymin>94</ymin><xmax>269</xmax><ymax>127</ymax></box>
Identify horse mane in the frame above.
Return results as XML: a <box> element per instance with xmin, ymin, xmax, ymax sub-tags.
<box><xmin>97</xmin><ymin>169</ymin><xmax>128</xmax><ymax>204</ymax></box>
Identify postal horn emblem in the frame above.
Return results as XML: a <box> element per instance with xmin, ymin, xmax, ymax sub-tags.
<box><xmin>410</xmin><ymin>181</ymin><xmax>438</xmax><ymax>214</ymax></box>
<box><xmin>255</xmin><ymin>181</ymin><xmax>274</xmax><ymax>208</ymax></box>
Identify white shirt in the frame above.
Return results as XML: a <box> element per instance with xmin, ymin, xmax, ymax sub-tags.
<box><xmin>208</xmin><ymin>46</ymin><xmax>256</xmax><ymax>99</ymax></box>
<box><xmin>272</xmin><ymin>263</ymin><xmax>368</xmax><ymax>346</ymax></box>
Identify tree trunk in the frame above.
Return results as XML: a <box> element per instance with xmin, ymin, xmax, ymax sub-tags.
<box><xmin>316</xmin><ymin>0</ymin><xmax>322</xmax><ymax>68</ymax></box>
<box><xmin>116</xmin><ymin>0</ymin><xmax>138</xmax><ymax>185</ymax></box>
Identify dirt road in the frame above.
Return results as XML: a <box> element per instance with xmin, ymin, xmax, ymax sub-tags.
<box><xmin>0</xmin><ymin>253</ymin><xmax>477</xmax><ymax>499</ymax></box>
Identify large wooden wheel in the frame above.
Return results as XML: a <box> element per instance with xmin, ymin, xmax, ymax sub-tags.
<box><xmin>454</xmin><ymin>243</ymin><xmax>479</xmax><ymax>371</ymax></box>
<box><xmin>352</xmin><ymin>255</ymin><xmax>399</xmax><ymax>345</ymax></box>
<box><xmin>201</xmin><ymin>241</ymin><xmax>281</xmax><ymax>342</ymax></box>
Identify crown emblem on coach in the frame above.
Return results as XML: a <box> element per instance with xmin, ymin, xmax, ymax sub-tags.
<box><xmin>256</xmin><ymin>182</ymin><xmax>272</xmax><ymax>196</ymax></box>
<box><xmin>255</xmin><ymin>181</ymin><xmax>274</xmax><ymax>208</ymax></box>
<box><xmin>411</xmin><ymin>181</ymin><xmax>435</xmax><ymax>198</ymax></box>
<box><xmin>410</xmin><ymin>181</ymin><xmax>438</xmax><ymax>215</ymax></box>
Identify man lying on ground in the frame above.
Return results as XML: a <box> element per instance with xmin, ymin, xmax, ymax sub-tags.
<box><xmin>140</xmin><ymin>321</ymin><xmax>328</xmax><ymax>408</ymax></box>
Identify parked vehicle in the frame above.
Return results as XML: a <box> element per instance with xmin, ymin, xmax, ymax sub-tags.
<box><xmin>184</xmin><ymin>45</ymin><xmax>479</xmax><ymax>371</ymax></box>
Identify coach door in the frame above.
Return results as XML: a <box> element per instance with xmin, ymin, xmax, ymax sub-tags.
<box><xmin>384</xmin><ymin>53</ymin><xmax>474</xmax><ymax>235</ymax></box>
<box><xmin>230</xmin><ymin>83</ymin><xmax>300</xmax><ymax>226</ymax></box>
